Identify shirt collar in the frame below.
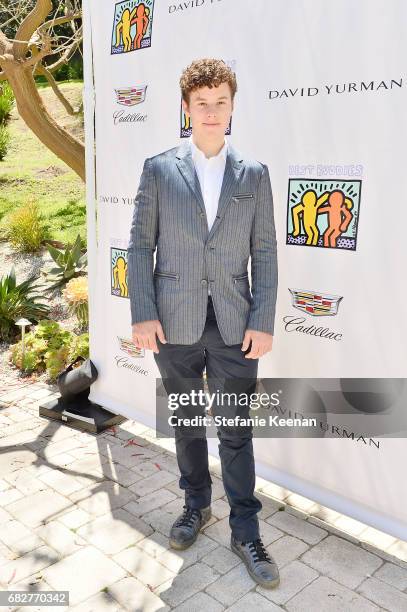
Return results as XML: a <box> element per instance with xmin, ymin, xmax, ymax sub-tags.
<box><xmin>189</xmin><ymin>135</ymin><xmax>228</xmax><ymax>163</ymax></box>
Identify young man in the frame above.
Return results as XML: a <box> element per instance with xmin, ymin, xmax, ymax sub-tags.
<box><xmin>128</xmin><ymin>59</ymin><xmax>279</xmax><ymax>588</ymax></box>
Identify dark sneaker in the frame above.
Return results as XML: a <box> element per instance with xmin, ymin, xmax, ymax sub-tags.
<box><xmin>169</xmin><ymin>505</ymin><xmax>212</xmax><ymax>550</ymax></box>
<box><xmin>230</xmin><ymin>535</ymin><xmax>280</xmax><ymax>588</ymax></box>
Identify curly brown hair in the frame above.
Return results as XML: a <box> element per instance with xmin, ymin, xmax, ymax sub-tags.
<box><xmin>180</xmin><ymin>58</ymin><xmax>237</xmax><ymax>103</ymax></box>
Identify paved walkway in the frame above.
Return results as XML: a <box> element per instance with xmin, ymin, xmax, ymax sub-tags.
<box><xmin>0</xmin><ymin>375</ymin><xmax>406</xmax><ymax>611</ymax></box>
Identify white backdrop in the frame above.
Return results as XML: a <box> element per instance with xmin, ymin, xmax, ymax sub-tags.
<box><xmin>82</xmin><ymin>0</ymin><xmax>407</xmax><ymax>540</ymax></box>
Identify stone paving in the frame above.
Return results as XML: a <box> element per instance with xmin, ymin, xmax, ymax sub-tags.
<box><xmin>0</xmin><ymin>375</ymin><xmax>406</xmax><ymax>611</ymax></box>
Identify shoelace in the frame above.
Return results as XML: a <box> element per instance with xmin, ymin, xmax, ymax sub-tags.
<box><xmin>174</xmin><ymin>505</ymin><xmax>201</xmax><ymax>528</ymax></box>
<box><xmin>241</xmin><ymin>538</ymin><xmax>272</xmax><ymax>563</ymax></box>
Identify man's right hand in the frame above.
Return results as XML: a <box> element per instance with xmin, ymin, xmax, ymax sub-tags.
<box><xmin>132</xmin><ymin>320</ymin><xmax>167</xmax><ymax>354</ymax></box>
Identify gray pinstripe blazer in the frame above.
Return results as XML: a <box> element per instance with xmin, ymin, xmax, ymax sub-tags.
<box><xmin>127</xmin><ymin>141</ymin><xmax>278</xmax><ymax>346</ymax></box>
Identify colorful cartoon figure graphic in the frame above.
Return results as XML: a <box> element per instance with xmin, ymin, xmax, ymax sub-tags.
<box><xmin>111</xmin><ymin>0</ymin><xmax>154</xmax><ymax>55</ymax></box>
<box><xmin>111</xmin><ymin>248</ymin><xmax>128</xmax><ymax>297</ymax></box>
<box><xmin>291</xmin><ymin>189</ymin><xmax>330</xmax><ymax>246</ymax></box>
<box><xmin>115</xmin><ymin>7</ymin><xmax>133</xmax><ymax>52</ymax></box>
<box><xmin>317</xmin><ymin>190</ymin><xmax>354</xmax><ymax>248</ymax></box>
<box><xmin>131</xmin><ymin>4</ymin><xmax>150</xmax><ymax>50</ymax></box>
<box><xmin>287</xmin><ymin>179</ymin><xmax>361</xmax><ymax>251</ymax></box>
<box><xmin>183</xmin><ymin>111</ymin><xmax>191</xmax><ymax>131</ymax></box>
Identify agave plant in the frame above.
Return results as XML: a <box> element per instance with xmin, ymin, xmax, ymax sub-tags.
<box><xmin>0</xmin><ymin>267</ymin><xmax>50</xmax><ymax>342</ymax></box>
<box><xmin>45</xmin><ymin>234</ymin><xmax>87</xmax><ymax>292</ymax></box>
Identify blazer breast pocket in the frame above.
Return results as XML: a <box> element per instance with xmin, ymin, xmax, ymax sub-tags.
<box><xmin>232</xmin><ymin>193</ymin><xmax>255</xmax><ymax>201</ymax></box>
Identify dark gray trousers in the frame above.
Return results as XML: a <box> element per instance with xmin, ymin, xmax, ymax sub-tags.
<box><xmin>154</xmin><ymin>295</ymin><xmax>262</xmax><ymax>541</ymax></box>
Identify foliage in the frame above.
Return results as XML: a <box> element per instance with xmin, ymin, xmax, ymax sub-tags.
<box><xmin>52</xmin><ymin>63</ymin><xmax>69</xmax><ymax>82</ymax></box>
<box><xmin>0</xmin><ymin>81</ymin><xmax>86</xmax><ymax>247</ymax></box>
<box><xmin>45</xmin><ymin>234</ymin><xmax>87</xmax><ymax>291</ymax></box>
<box><xmin>53</xmin><ymin>53</ymin><xmax>84</xmax><ymax>82</ymax></box>
<box><xmin>1</xmin><ymin>1</ymin><xmax>82</xmax><ymax>49</ymax></box>
<box><xmin>0</xmin><ymin>267</ymin><xmax>50</xmax><ymax>342</ymax></box>
<box><xmin>69</xmin><ymin>331</ymin><xmax>89</xmax><ymax>362</ymax></box>
<box><xmin>0</xmin><ymin>82</ymin><xmax>15</xmax><ymax>125</ymax></box>
<box><xmin>45</xmin><ymin>343</ymin><xmax>72</xmax><ymax>380</ymax></box>
<box><xmin>68</xmin><ymin>59</ymin><xmax>84</xmax><ymax>81</ymax></box>
<box><xmin>9</xmin><ymin>318</ymin><xmax>89</xmax><ymax>380</ymax></box>
<box><xmin>3</xmin><ymin>200</ymin><xmax>50</xmax><ymax>252</ymax></box>
<box><xmin>0</xmin><ymin>0</ymin><xmax>84</xmax><ymax>179</ymax></box>
<box><xmin>0</xmin><ymin>124</ymin><xmax>10</xmax><ymax>160</ymax></box>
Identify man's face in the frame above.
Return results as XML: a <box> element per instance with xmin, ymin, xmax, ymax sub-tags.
<box><xmin>182</xmin><ymin>82</ymin><xmax>234</xmax><ymax>140</ymax></box>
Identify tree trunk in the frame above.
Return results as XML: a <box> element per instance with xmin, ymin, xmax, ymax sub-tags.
<box><xmin>5</xmin><ymin>60</ymin><xmax>85</xmax><ymax>181</ymax></box>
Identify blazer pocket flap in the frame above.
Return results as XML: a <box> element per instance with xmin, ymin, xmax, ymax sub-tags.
<box><xmin>154</xmin><ymin>271</ymin><xmax>180</xmax><ymax>280</ymax></box>
<box><xmin>232</xmin><ymin>193</ymin><xmax>254</xmax><ymax>200</ymax></box>
<box><xmin>233</xmin><ymin>272</ymin><xmax>249</xmax><ymax>282</ymax></box>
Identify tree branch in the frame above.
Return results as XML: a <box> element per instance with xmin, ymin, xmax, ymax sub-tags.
<box><xmin>0</xmin><ymin>0</ymin><xmax>86</xmax><ymax>179</ymax></box>
<box><xmin>6</xmin><ymin>61</ymin><xmax>85</xmax><ymax>179</ymax></box>
<box><xmin>40</xmin><ymin>34</ymin><xmax>80</xmax><ymax>73</ymax></box>
<box><xmin>38</xmin><ymin>11</ymin><xmax>82</xmax><ymax>33</ymax></box>
<box><xmin>35</xmin><ymin>63</ymin><xmax>76</xmax><ymax>114</ymax></box>
<box><xmin>13</xmin><ymin>0</ymin><xmax>52</xmax><ymax>59</ymax></box>
<box><xmin>24</xmin><ymin>33</ymin><xmax>51</xmax><ymax>67</ymax></box>
<box><xmin>0</xmin><ymin>27</ymin><xmax>12</xmax><ymax>57</ymax></box>
<box><xmin>0</xmin><ymin>0</ymin><xmax>33</xmax><ymax>29</ymax></box>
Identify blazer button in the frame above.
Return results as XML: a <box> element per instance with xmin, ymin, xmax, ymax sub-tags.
<box><xmin>199</xmin><ymin>212</ymin><xmax>205</xmax><ymax>218</ymax></box>
<box><xmin>201</xmin><ymin>279</ymin><xmax>208</xmax><ymax>285</ymax></box>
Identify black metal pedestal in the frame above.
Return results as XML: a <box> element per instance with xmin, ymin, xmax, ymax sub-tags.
<box><xmin>39</xmin><ymin>390</ymin><xmax>127</xmax><ymax>434</ymax></box>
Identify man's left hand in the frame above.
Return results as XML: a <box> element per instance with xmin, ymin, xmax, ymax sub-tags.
<box><xmin>241</xmin><ymin>329</ymin><xmax>273</xmax><ymax>359</ymax></box>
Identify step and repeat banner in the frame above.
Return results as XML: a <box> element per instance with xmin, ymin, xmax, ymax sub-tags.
<box><xmin>83</xmin><ymin>0</ymin><xmax>407</xmax><ymax>539</ymax></box>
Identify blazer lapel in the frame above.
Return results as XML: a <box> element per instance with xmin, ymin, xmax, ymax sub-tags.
<box><xmin>175</xmin><ymin>141</ymin><xmax>206</xmax><ymax>215</ymax></box>
<box><xmin>207</xmin><ymin>144</ymin><xmax>245</xmax><ymax>240</ymax></box>
<box><xmin>175</xmin><ymin>141</ymin><xmax>245</xmax><ymax>238</ymax></box>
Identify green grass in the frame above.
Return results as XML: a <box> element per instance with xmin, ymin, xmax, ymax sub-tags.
<box><xmin>0</xmin><ymin>81</ymin><xmax>86</xmax><ymax>246</ymax></box>
<box><xmin>35</xmin><ymin>78</ymin><xmax>84</xmax><ymax>89</ymax></box>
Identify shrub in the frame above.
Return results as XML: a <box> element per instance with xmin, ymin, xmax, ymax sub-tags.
<box><xmin>68</xmin><ymin>61</ymin><xmax>83</xmax><ymax>81</ymax></box>
<box><xmin>3</xmin><ymin>200</ymin><xmax>50</xmax><ymax>252</ymax></box>
<box><xmin>53</xmin><ymin>63</ymin><xmax>70</xmax><ymax>82</ymax></box>
<box><xmin>53</xmin><ymin>55</ymin><xmax>83</xmax><ymax>82</ymax></box>
<box><xmin>9</xmin><ymin>319</ymin><xmax>89</xmax><ymax>380</ymax></box>
<box><xmin>69</xmin><ymin>331</ymin><xmax>89</xmax><ymax>363</ymax></box>
<box><xmin>45</xmin><ymin>343</ymin><xmax>72</xmax><ymax>380</ymax></box>
<box><xmin>0</xmin><ymin>267</ymin><xmax>50</xmax><ymax>342</ymax></box>
<box><xmin>0</xmin><ymin>124</ymin><xmax>10</xmax><ymax>160</ymax></box>
<box><xmin>0</xmin><ymin>82</ymin><xmax>14</xmax><ymax>125</ymax></box>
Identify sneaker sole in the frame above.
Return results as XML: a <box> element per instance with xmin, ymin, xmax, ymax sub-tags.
<box><xmin>169</xmin><ymin>531</ymin><xmax>199</xmax><ymax>550</ymax></box>
<box><xmin>169</xmin><ymin>513</ymin><xmax>211</xmax><ymax>550</ymax></box>
<box><xmin>230</xmin><ymin>539</ymin><xmax>280</xmax><ymax>589</ymax></box>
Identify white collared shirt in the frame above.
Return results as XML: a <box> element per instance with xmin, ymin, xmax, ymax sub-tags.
<box><xmin>189</xmin><ymin>135</ymin><xmax>228</xmax><ymax>232</ymax></box>
<box><xmin>189</xmin><ymin>135</ymin><xmax>228</xmax><ymax>296</ymax></box>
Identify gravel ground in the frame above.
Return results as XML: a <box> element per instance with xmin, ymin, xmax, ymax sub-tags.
<box><xmin>0</xmin><ymin>239</ymin><xmax>85</xmax><ymax>385</ymax></box>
